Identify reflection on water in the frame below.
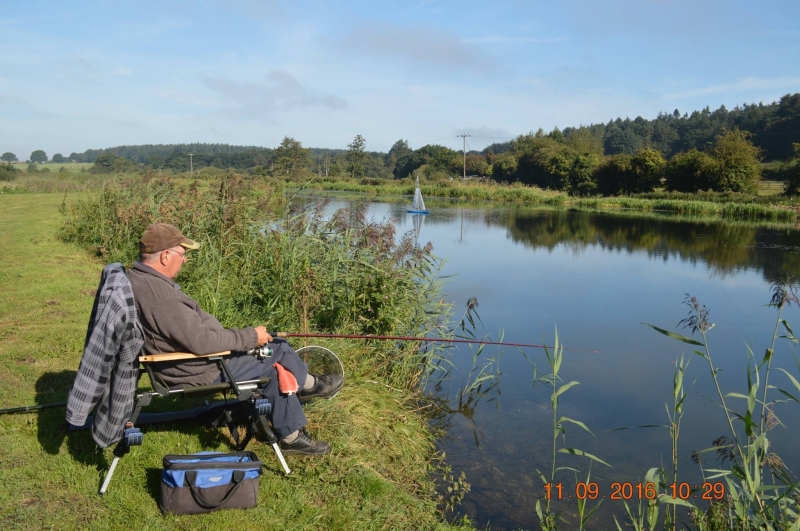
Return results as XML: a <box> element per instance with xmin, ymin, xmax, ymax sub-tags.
<box><xmin>294</xmin><ymin>196</ymin><xmax>800</xmax><ymax>530</ymax></box>
<box><xmin>501</xmin><ymin>209</ymin><xmax>800</xmax><ymax>283</ymax></box>
<box><xmin>412</xmin><ymin>213</ymin><xmax>426</xmax><ymax>246</ymax></box>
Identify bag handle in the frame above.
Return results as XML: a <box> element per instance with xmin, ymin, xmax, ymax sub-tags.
<box><xmin>185</xmin><ymin>470</ymin><xmax>246</xmax><ymax>509</ymax></box>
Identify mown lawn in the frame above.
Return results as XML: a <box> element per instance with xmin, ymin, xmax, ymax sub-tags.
<box><xmin>0</xmin><ymin>193</ymin><xmax>469</xmax><ymax>530</ymax></box>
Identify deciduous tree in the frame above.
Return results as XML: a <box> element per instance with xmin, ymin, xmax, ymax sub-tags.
<box><xmin>273</xmin><ymin>137</ymin><xmax>310</xmax><ymax>177</ymax></box>
<box><xmin>346</xmin><ymin>134</ymin><xmax>367</xmax><ymax>178</ymax></box>
<box><xmin>707</xmin><ymin>128</ymin><xmax>762</xmax><ymax>193</ymax></box>
<box><xmin>387</xmin><ymin>139</ymin><xmax>411</xmax><ymax>176</ymax></box>
<box><xmin>89</xmin><ymin>152</ymin><xmax>134</xmax><ymax>174</ymax></box>
<box><xmin>1</xmin><ymin>152</ymin><xmax>17</xmax><ymax>162</ymax></box>
<box><xmin>30</xmin><ymin>150</ymin><xmax>47</xmax><ymax>163</ymax></box>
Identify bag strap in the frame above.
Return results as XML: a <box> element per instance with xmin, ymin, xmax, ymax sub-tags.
<box><xmin>185</xmin><ymin>470</ymin><xmax>246</xmax><ymax>509</ymax></box>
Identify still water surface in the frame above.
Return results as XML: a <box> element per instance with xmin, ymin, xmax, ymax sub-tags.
<box><xmin>301</xmin><ymin>195</ymin><xmax>800</xmax><ymax>529</ymax></box>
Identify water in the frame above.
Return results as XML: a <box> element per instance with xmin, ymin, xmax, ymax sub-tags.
<box><xmin>297</xmin><ymin>195</ymin><xmax>800</xmax><ymax>529</ymax></box>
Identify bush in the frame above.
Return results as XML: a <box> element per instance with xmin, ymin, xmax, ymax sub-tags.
<box><xmin>707</xmin><ymin>128</ymin><xmax>762</xmax><ymax>193</ymax></box>
<box><xmin>89</xmin><ymin>152</ymin><xmax>136</xmax><ymax>174</ymax></box>
<box><xmin>783</xmin><ymin>144</ymin><xmax>800</xmax><ymax>195</ymax></box>
<box><xmin>602</xmin><ymin>151</ymin><xmax>667</xmax><ymax>196</ymax></box>
<box><xmin>664</xmin><ymin>149</ymin><xmax>717</xmax><ymax>192</ymax></box>
<box><xmin>0</xmin><ymin>163</ymin><xmax>19</xmax><ymax>182</ymax></box>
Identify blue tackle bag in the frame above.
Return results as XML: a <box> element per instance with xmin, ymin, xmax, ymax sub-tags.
<box><xmin>159</xmin><ymin>451</ymin><xmax>262</xmax><ymax>515</ymax></box>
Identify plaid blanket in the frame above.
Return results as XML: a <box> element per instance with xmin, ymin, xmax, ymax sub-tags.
<box><xmin>66</xmin><ymin>263</ymin><xmax>144</xmax><ymax>447</ymax></box>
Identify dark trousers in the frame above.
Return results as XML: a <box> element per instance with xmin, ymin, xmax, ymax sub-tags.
<box><xmin>216</xmin><ymin>339</ymin><xmax>308</xmax><ymax>439</ymax></box>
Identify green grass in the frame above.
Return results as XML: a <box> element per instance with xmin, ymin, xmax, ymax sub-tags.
<box><xmin>0</xmin><ymin>192</ymin><xmax>471</xmax><ymax>530</ymax></box>
<box><xmin>8</xmin><ymin>162</ymin><xmax>95</xmax><ymax>172</ymax></box>
<box><xmin>757</xmin><ymin>180</ymin><xmax>785</xmax><ymax>196</ymax></box>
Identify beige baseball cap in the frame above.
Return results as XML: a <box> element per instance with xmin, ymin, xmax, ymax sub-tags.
<box><xmin>139</xmin><ymin>223</ymin><xmax>200</xmax><ymax>253</ymax></box>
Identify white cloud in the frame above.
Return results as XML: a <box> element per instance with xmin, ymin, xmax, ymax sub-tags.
<box><xmin>340</xmin><ymin>22</ymin><xmax>497</xmax><ymax>73</ymax></box>
<box><xmin>203</xmin><ymin>70</ymin><xmax>346</xmax><ymax>116</ymax></box>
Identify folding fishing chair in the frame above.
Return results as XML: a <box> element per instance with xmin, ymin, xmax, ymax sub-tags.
<box><xmin>69</xmin><ymin>264</ymin><xmax>339</xmax><ymax>496</ymax></box>
<box><xmin>97</xmin><ymin>346</ymin><xmax>291</xmax><ymax>496</ymax></box>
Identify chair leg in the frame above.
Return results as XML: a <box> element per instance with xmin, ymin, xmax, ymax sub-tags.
<box><xmin>224</xmin><ymin>409</ymin><xmax>241</xmax><ymax>447</ymax></box>
<box><xmin>98</xmin><ymin>427</ymin><xmax>143</xmax><ymax>496</ymax></box>
<box><xmin>271</xmin><ymin>442</ymin><xmax>291</xmax><ymax>476</ymax></box>
<box><xmin>255</xmin><ymin>413</ymin><xmax>290</xmax><ymax>475</ymax></box>
<box><xmin>99</xmin><ymin>456</ymin><xmax>121</xmax><ymax>496</ymax></box>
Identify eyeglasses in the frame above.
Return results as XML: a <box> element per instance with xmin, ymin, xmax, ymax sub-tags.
<box><xmin>168</xmin><ymin>248</ymin><xmax>186</xmax><ymax>262</ymax></box>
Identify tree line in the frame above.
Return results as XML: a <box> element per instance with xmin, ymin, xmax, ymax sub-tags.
<box><xmin>4</xmin><ymin>93</ymin><xmax>799</xmax><ymax>195</ymax></box>
<box><xmin>485</xmin><ymin>93</ymin><xmax>800</xmax><ymax>162</ymax></box>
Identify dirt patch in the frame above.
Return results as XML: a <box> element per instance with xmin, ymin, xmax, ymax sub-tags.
<box><xmin>19</xmin><ymin>496</ymin><xmax>41</xmax><ymax>507</ymax></box>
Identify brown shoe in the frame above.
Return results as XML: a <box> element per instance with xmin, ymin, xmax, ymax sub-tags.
<box><xmin>279</xmin><ymin>430</ymin><xmax>331</xmax><ymax>455</ymax></box>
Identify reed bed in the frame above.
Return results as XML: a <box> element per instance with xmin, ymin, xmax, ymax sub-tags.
<box><xmin>59</xmin><ymin>173</ymin><xmax>453</xmax><ymax>389</ymax></box>
<box><xmin>572</xmin><ymin>197</ymin><xmax>797</xmax><ymax>222</ymax></box>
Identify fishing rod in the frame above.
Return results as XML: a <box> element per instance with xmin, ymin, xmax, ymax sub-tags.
<box><xmin>271</xmin><ymin>332</ymin><xmax>600</xmax><ymax>354</ymax></box>
<box><xmin>0</xmin><ymin>402</ymin><xmax>68</xmax><ymax>415</ymax></box>
<box><xmin>0</xmin><ymin>333</ymin><xmax>596</xmax><ymax>415</ymax></box>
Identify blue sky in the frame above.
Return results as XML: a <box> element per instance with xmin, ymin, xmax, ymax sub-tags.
<box><xmin>2</xmin><ymin>0</ymin><xmax>800</xmax><ymax>159</ymax></box>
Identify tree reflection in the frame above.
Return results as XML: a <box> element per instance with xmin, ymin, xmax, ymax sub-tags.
<box><xmin>499</xmin><ymin>209</ymin><xmax>800</xmax><ymax>282</ymax></box>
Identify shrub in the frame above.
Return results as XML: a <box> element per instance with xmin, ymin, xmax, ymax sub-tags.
<box><xmin>664</xmin><ymin>149</ymin><xmax>717</xmax><ymax>192</ymax></box>
<box><xmin>707</xmin><ymin>128</ymin><xmax>762</xmax><ymax>193</ymax></box>
<box><xmin>783</xmin><ymin>144</ymin><xmax>800</xmax><ymax>195</ymax></box>
<box><xmin>0</xmin><ymin>163</ymin><xmax>19</xmax><ymax>182</ymax></box>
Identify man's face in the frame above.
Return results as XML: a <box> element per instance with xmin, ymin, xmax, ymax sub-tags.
<box><xmin>161</xmin><ymin>246</ymin><xmax>186</xmax><ymax>279</ymax></box>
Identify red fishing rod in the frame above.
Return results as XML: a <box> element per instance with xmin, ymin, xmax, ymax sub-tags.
<box><xmin>270</xmin><ymin>332</ymin><xmax>599</xmax><ymax>354</ymax></box>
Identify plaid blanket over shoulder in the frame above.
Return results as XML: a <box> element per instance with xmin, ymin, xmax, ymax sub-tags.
<box><xmin>66</xmin><ymin>263</ymin><xmax>144</xmax><ymax>448</ymax></box>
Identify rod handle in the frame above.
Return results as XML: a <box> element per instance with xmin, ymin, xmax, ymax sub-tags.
<box><xmin>269</xmin><ymin>332</ymin><xmax>288</xmax><ymax>338</ymax></box>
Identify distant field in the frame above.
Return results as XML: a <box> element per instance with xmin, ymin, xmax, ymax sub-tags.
<box><xmin>9</xmin><ymin>161</ymin><xmax>94</xmax><ymax>172</ymax></box>
<box><xmin>758</xmin><ymin>180</ymin><xmax>785</xmax><ymax>196</ymax></box>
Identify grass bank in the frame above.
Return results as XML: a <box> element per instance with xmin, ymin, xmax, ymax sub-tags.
<box><xmin>286</xmin><ymin>177</ymin><xmax>800</xmax><ymax>224</ymax></box>
<box><xmin>5</xmin><ymin>170</ymin><xmax>797</xmax><ymax>223</ymax></box>
<box><xmin>0</xmin><ymin>191</ymin><xmax>471</xmax><ymax>530</ymax></box>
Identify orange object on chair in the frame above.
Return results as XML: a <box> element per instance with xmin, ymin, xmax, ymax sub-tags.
<box><xmin>273</xmin><ymin>362</ymin><xmax>299</xmax><ymax>394</ymax></box>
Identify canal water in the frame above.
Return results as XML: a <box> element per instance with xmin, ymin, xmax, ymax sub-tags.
<box><xmin>300</xmin><ymin>195</ymin><xmax>800</xmax><ymax>529</ymax></box>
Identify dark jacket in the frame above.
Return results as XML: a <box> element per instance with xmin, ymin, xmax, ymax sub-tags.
<box><xmin>127</xmin><ymin>261</ymin><xmax>259</xmax><ymax>388</ymax></box>
<box><xmin>66</xmin><ymin>263</ymin><xmax>144</xmax><ymax>447</ymax></box>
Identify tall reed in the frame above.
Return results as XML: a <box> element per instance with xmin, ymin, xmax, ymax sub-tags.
<box><xmin>645</xmin><ymin>290</ymin><xmax>800</xmax><ymax>529</ymax></box>
<box><xmin>522</xmin><ymin>329</ymin><xmax>610</xmax><ymax>530</ymax></box>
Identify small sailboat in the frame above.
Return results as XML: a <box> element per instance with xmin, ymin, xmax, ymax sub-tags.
<box><xmin>407</xmin><ymin>175</ymin><xmax>429</xmax><ymax>214</ymax></box>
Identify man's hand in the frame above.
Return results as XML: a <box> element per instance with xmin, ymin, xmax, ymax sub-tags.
<box><xmin>255</xmin><ymin>326</ymin><xmax>273</xmax><ymax>346</ymax></box>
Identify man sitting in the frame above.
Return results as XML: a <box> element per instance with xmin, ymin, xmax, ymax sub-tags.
<box><xmin>127</xmin><ymin>222</ymin><xmax>343</xmax><ymax>455</ymax></box>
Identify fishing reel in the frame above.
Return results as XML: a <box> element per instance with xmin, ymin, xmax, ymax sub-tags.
<box><xmin>248</xmin><ymin>345</ymin><xmax>273</xmax><ymax>359</ymax></box>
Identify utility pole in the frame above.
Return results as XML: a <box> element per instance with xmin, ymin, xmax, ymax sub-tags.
<box><xmin>188</xmin><ymin>154</ymin><xmax>194</xmax><ymax>178</ymax></box>
<box><xmin>457</xmin><ymin>134</ymin><xmax>471</xmax><ymax>179</ymax></box>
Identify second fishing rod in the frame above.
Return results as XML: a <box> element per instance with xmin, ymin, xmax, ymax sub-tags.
<box><xmin>267</xmin><ymin>332</ymin><xmax>599</xmax><ymax>354</ymax></box>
